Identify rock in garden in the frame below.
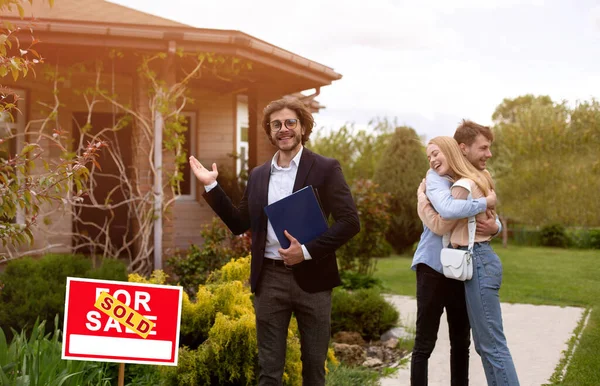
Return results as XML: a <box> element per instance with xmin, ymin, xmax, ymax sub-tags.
<box><xmin>332</xmin><ymin>343</ymin><xmax>366</xmax><ymax>366</ymax></box>
<box><xmin>382</xmin><ymin>337</ymin><xmax>399</xmax><ymax>350</ymax></box>
<box><xmin>366</xmin><ymin>345</ymin><xmax>385</xmax><ymax>360</ymax></box>
<box><xmin>380</xmin><ymin>326</ymin><xmax>412</xmax><ymax>342</ymax></box>
<box><xmin>362</xmin><ymin>357</ymin><xmax>383</xmax><ymax>368</ymax></box>
<box><xmin>332</xmin><ymin>331</ymin><xmax>366</xmax><ymax>346</ymax></box>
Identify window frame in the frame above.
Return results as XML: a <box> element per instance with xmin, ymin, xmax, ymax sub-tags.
<box><xmin>175</xmin><ymin>111</ymin><xmax>197</xmax><ymax>201</ymax></box>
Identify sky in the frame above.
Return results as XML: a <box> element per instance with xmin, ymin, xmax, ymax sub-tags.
<box><xmin>111</xmin><ymin>0</ymin><xmax>600</xmax><ymax>141</ymax></box>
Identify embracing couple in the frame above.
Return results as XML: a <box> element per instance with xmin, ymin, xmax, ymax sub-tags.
<box><xmin>411</xmin><ymin>120</ymin><xmax>520</xmax><ymax>386</ymax></box>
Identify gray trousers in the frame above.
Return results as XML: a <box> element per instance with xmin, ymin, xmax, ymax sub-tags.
<box><xmin>254</xmin><ymin>260</ymin><xmax>332</xmax><ymax>386</ymax></box>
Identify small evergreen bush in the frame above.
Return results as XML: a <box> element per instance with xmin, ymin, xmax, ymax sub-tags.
<box><xmin>131</xmin><ymin>257</ymin><xmax>313</xmax><ymax>386</ymax></box>
<box><xmin>331</xmin><ymin>288</ymin><xmax>399</xmax><ymax>341</ymax></box>
<box><xmin>540</xmin><ymin>224</ymin><xmax>570</xmax><ymax>248</ymax></box>
<box><xmin>0</xmin><ymin>254</ymin><xmax>127</xmax><ymax>339</ymax></box>
<box><xmin>566</xmin><ymin>228</ymin><xmax>600</xmax><ymax>249</ymax></box>
<box><xmin>167</xmin><ymin>217</ymin><xmax>251</xmax><ymax>297</ymax></box>
<box><xmin>590</xmin><ymin>229</ymin><xmax>600</xmax><ymax>249</ymax></box>
<box><xmin>339</xmin><ymin>271</ymin><xmax>383</xmax><ymax>291</ymax></box>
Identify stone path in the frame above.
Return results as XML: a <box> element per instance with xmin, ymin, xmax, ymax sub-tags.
<box><xmin>380</xmin><ymin>295</ymin><xmax>584</xmax><ymax>386</ymax></box>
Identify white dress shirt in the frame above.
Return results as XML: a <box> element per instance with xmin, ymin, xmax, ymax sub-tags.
<box><xmin>204</xmin><ymin>146</ymin><xmax>312</xmax><ymax>260</ymax></box>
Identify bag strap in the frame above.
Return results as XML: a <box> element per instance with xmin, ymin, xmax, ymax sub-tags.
<box><xmin>442</xmin><ymin>179</ymin><xmax>476</xmax><ymax>253</ymax></box>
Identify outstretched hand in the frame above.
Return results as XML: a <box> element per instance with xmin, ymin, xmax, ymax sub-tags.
<box><xmin>189</xmin><ymin>156</ymin><xmax>218</xmax><ymax>186</ymax></box>
<box><xmin>278</xmin><ymin>230</ymin><xmax>305</xmax><ymax>266</ymax></box>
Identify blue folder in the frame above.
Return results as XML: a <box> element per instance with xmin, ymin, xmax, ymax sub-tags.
<box><xmin>264</xmin><ymin>185</ymin><xmax>329</xmax><ymax>249</ymax></box>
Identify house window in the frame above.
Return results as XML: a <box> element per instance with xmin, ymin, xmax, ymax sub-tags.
<box><xmin>0</xmin><ymin>89</ymin><xmax>26</xmax><ymax>224</ymax></box>
<box><xmin>236</xmin><ymin>96</ymin><xmax>249</xmax><ymax>177</ymax></box>
<box><xmin>177</xmin><ymin>112</ymin><xmax>196</xmax><ymax>200</ymax></box>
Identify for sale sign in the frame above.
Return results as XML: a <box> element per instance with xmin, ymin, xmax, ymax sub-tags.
<box><xmin>62</xmin><ymin>277</ymin><xmax>183</xmax><ymax>366</ymax></box>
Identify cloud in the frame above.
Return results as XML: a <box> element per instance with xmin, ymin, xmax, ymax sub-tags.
<box><xmin>110</xmin><ymin>0</ymin><xmax>600</xmax><ymax>141</ymax></box>
<box><xmin>590</xmin><ymin>5</ymin><xmax>600</xmax><ymax>31</ymax></box>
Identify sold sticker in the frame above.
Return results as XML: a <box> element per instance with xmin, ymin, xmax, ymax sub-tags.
<box><xmin>94</xmin><ymin>292</ymin><xmax>155</xmax><ymax>339</ymax></box>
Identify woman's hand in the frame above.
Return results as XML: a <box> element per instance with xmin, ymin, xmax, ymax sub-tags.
<box><xmin>485</xmin><ymin>189</ymin><xmax>497</xmax><ymax>209</ymax></box>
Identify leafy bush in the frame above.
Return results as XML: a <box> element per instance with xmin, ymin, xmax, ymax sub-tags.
<box><xmin>0</xmin><ymin>254</ymin><xmax>127</xmax><ymax>340</ymax></box>
<box><xmin>0</xmin><ymin>316</ymin><xmax>113</xmax><ymax>385</ymax></box>
<box><xmin>540</xmin><ymin>224</ymin><xmax>570</xmax><ymax>248</ymax></box>
<box><xmin>373</xmin><ymin>126</ymin><xmax>429</xmax><ymax>253</ymax></box>
<box><xmin>167</xmin><ymin>217</ymin><xmax>251</xmax><ymax>297</ymax></box>
<box><xmin>337</xmin><ymin>179</ymin><xmax>392</xmax><ymax>275</ymax></box>
<box><xmin>340</xmin><ymin>271</ymin><xmax>383</xmax><ymax>291</ymax></box>
<box><xmin>590</xmin><ymin>229</ymin><xmax>600</xmax><ymax>249</ymax></box>
<box><xmin>509</xmin><ymin>226</ymin><xmax>542</xmax><ymax>246</ymax></box>
<box><xmin>331</xmin><ymin>288</ymin><xmax>399</xmax><ymax>341</ymax></box>
<box><xmin>566</xmin><ymin>228</ymin><xmax>600</xmax><ymax>249</ymax></box>
<box><xmin>507</xmin><ymin>226</ymin><xmax>600</xmax><ymax>249</ymax></box>
<box><xmin>131</xmin><ymin>257</ymin><xmax>314</xmax><ymax>386</ymax></box>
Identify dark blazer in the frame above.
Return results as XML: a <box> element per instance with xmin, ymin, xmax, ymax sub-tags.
<box><xmin>203</xmin><ymin>147</ymin><xmax>360</xmax><ymax>293</ymax></box>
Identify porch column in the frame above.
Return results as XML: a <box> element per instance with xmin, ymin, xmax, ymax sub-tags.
<box><xmin>156</xmin><ymin>43</ymin><xmax>178</xmax><ymax>269</ymax></box>
<box><xmin>247</xmin><ymin>87</ymin><xmax>258</xmax><ymax>169</ymax></box>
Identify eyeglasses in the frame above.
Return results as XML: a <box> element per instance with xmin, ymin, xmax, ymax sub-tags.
<box><xmin>268</xmin><ymin>119</ymin><xmax>298</xmax><ymax>132</ymax></box>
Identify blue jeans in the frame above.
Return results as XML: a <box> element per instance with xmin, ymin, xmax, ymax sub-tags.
<box><xmin>463</xmin><ymin>242</ymin><xmax>520</xmax><ymax>386</ymax></box>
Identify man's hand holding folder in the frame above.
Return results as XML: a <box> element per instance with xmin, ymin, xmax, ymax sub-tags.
<box><xmin>278</xmin><ymin>230</ymin><xmax>304</xmax><ymax>266</ymax></box>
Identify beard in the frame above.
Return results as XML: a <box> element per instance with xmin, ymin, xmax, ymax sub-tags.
<box><xmin>273</xmin><ymin>130</ymin><xmax>302</xmax><ymax>152</ymax></box>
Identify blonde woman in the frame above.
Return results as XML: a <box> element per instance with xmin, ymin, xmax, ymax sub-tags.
<box><xmin>419</xmin><ymin>136</ymin><xmax>519</xmax><ymax>386</ymax></box>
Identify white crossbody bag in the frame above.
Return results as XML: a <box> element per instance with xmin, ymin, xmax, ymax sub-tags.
<box><xmin>440</xmin><ymin>179</ymin><xmax>475</xmax><ymax>281</ymax></box>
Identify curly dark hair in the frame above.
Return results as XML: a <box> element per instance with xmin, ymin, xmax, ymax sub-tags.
<box><xmin>262</xmin><ymin>97</ymin><xmax>315</xmax><ymax>145</ymax></box>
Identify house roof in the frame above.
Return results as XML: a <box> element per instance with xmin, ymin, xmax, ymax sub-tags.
<box><xmin>3</xmin><ymin>0</ymin><xmax>341</xmax><ymax>89</ymax></box>
<box><xmin>3</xmin><ymin>0</ymin><xmax>189</xmax><ymax>27</ymax></box>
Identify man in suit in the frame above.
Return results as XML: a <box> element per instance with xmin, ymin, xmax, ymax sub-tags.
<box><xmin>189</xmin><ymin>97</ymin><xmax>360</xmax><ymax>386</ymax></box>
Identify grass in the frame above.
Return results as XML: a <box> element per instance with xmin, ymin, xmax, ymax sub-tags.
<box><xmin>0</xmin><ymin>316</ymin><xmax>113</xmax><ymax>385</ymax></box>
<box><xmin>373</xmin><ymin>245</ymin><xmax>600</xmax><ymax>385</ymax></box>
<box><xmin>325</xmin><ymin>362</ymin><xmax>379</xmax><ymax>386</ymax></box>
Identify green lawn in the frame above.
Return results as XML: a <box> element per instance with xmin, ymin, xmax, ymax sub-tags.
<box><xmin>373</xmin><ymin>245</ymin><xmax>600</xmax><ymax>385</ymax></box>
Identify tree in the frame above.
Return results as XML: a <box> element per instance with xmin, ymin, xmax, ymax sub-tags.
<box><xmin>309</xmin><ymin>118</ymin><xmax>394</xmax><ymax>185</ymax></box>
<box><xmin>492</xmin><ymin>94</ymin><xmax>554</xmax><ymax>124</ymax></box>
<box><xmin>373</xmin><ymin>126</ymin><xmax>429</xmax><ymax>253</ymax></box>
<box><xmin>310</xmin><ymin>119</ymin><xmax>395</xmax><ymax>271</ymax></box>
<box><xmin>1</xmin><ymin>0</ymin><xmax>106</xmax><ymax>259</ymax></box>
<box><xmin>490</xmin><ymin>95</ymin><xmax>600</xmax><ymax>227</ymax></box>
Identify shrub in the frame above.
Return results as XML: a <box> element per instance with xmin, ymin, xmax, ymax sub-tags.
<box><xmin>373</xmin><ymin>126</ymin><xmax>429</xmax><ymax>253</ymax></box>
<box><xmin>331</xmin><ymin>288</ymin><xmax>399</xmax><ymax>341</ymax></box>
<box><xmin>132</xmin><ymin>257</ymin><xmax>309</xmax><ymax>386</ymax></box>
<box><xmin>590</xmin><ymin>229</ymin><xmax>600</xmax><ymax>249</ymax></box>
<box><xmin>337</xmin><ymin>179</ymin><xmax>392</xmax><ymax>275</ymax></box>
<box><xmin>540</xmin><ymin>224</ymin><xmax>570</xmax><ymax>248</ymax></box>
<box><xmin>339</xmin><ymin>271</ymin><xmax>383</xmax><ymax>291</ymax></box>
<box><xmin>167</xmin><ymin>217</ymin><xmax>251</xmax><ymax>297</ymax></box>
<box><xmin>509</xmin><ymin>226</ymin><xmax>542</xmax><ymax>246</ymax></box>
<box><xmin>0</xmin><ymin>254</ymin><xmax>127</xmax><ymax>340</ymax></box>
<box><xmin>566</xmin><ymin>228</ymin><xmax>600</xmax><ymax>249</ymax></box>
